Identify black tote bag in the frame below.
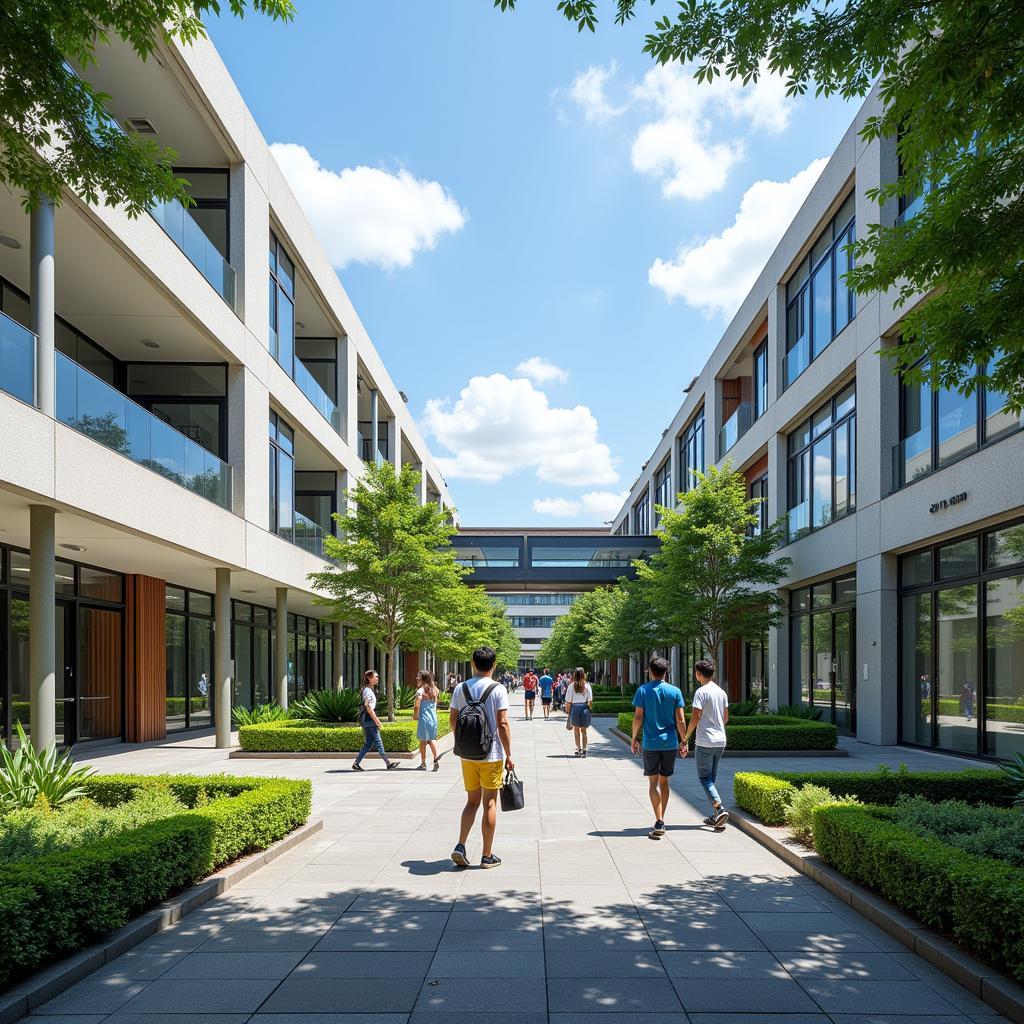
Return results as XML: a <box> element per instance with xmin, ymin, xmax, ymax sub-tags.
<box><xmin>500</xmin><ymin>768</ymin><xmax>525</xmax><ymax>812</ymax></box>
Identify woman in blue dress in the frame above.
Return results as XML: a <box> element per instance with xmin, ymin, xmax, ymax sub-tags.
<box><xmin>414</xmin><ymin>670</ymin><xmax>444</xmax><ymax>771</ymax></box>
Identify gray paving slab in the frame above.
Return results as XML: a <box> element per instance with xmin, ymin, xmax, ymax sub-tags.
<box><xmin>62</xmin><ymin>696</ymin><xmax>1009</xmax><ymax>1023</ymax></box>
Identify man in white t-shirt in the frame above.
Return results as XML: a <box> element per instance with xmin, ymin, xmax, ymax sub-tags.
<box><xmin>449</xmin><ymin>646</ymin><xmax>513</xmax><ymax>869</ymax></box>
<box><xmin>684</xmin><ymin>658</ymin><xmax>730</xmax><ymax>828</ymax></box>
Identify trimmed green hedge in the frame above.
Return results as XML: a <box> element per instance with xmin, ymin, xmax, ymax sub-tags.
<box><xmin>733</xmin><ymin>768</ymin><xmax>1017</xmax><ymax>825</ymax></box>
<box><xmin>615</xmin><ymin>713</ymin><xmax>838</xmax><ymax>751</ymax></box>
<box><xmin>0</xmin><ymin>774</ymin><xmax>310</xmax><ymax>990</ymax></box>
<box><xmin>812</xmin><ymin>803</ymin><xmax>1024</xmax><ymax>983</ymax></box>
<box><xmin>239</xmin><ymin>715</ymin><xmax>452</xmax><ymax>753</ymax></box>
<box><xmin>926</xmin><ymin>698</ymin><xmax>1024</xmax><ymax>725</ymax></box>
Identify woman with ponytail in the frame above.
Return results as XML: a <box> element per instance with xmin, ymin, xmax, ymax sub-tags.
<box><xmin>565</xmin><ymin>666</ymin><xmax>593</xmax><ymax>757</ymax></box>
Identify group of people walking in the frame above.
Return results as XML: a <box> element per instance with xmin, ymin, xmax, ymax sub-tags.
<box><xmin>352</xmin><ymin>646</ymin><xmax>732</xmax><ymax>867</ymax></box>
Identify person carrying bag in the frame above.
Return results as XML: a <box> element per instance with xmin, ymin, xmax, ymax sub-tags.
<box><xmin>500</xmin><ymin>766</ymin><xmax>525</xmax><ymax>811</ymax></box>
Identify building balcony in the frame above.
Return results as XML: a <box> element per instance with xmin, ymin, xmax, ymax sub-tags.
<box><xmin>718</xmin><ymin>402</ymin><xmax>754</xmax><ymax>459</ymax></box>
<box><xmin>278</xmin><ymin>509</ymin><xmax>338</xmax><ymax>564</ymax></box>
<box><xmin>0</xmin><ymin>310</ymin><xmax>35</xmax><ymax>406</ymax></box>
<box><xmin>784</xmin><ymin>334</ymin><xmax>810</xmax><ymax>389</ymax></box>
<box><xmin>55</xmin><ymin>351</ymin><xmax>232</xmax><ymax>510</ymax></box>
<box><xmin>149</xmin><ymin>198</ymin><xmax>238</xmax><ymax>312</ymax></box>
<box><xmin>357</xmin><ymin>421</ymin><xmax>389</xmax><ymax>465</ymax></box>
<box><xmin>294</xmin><ymin>357</ymin><xmax>342</xmax><ymax>434</ymax></box>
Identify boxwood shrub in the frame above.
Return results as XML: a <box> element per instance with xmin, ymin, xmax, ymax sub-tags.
<box><xmin>811</xmin><ymin>803</ymin><xmax>1024</xmax><ymax>983</ymax></box>
<box><xmin>0</xmin><ymin>775</ymin><xmax>310</xmax><ymax>990</ymax></box>
<box><xmin>733</xmin><ymin>767</ymin><xmax>1017</xmax><ymax>825</ymax></box>
<box><xmin>239</xmin><ymin>715</ymin><xmax>451</xmax><ymax>753</ymax></box>
<box><xmin>614</xmin><ymin>714</ymin><xmax>837</xmax><ymax>751</ymax></box>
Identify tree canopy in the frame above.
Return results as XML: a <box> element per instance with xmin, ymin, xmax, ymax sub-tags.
<box><xmin>495</xmin><ymin>0</ymin><xmax>1024</xmax><ymax>411</ymax></box>
<box><xmin>2</xmin><ymin>0</ymin><xmax>293</xmax><ymax>212</ymax></box>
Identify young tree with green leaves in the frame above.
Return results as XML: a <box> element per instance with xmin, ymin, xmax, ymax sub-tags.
<box><xmin>493</xmin><ymin>0</ymin><xmax>1024</xmax><ymax>411</ymax></box>
<box><xmin>585</xmin><ymin>580</ymin><xmax>665</xmax><ymax>691</ymax></box>
<box><xmin>309</xmin><ymin>462</ymin><xmax>469</xmax><ymax>722</ymax></box>
<box><xmin>2</xmin><ymin>1</ymin><xmax>294</xmax><ymax>213</ymax></box>
<box><xmin>636</xmin><ymin>464</ymin><xmax>791</xmax><ymax>670</ymax></box>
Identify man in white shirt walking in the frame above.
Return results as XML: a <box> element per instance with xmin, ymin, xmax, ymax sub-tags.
<box><xmin>684</xmin><ymin>658</ymin><xmax>730</xmax><ymax>828</ymax></box>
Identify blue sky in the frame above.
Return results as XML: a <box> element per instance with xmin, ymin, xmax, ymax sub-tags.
<box><xmin>210</xmin><ymin>1</ymin><xmax>857</xmax><ymax>528</ymax></box>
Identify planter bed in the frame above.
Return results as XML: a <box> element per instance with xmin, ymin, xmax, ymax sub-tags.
<box><xmin>615</xmin><ymin>713</ymin><xmax>838</xmax><ymax>751</ymax></box>
<box><xmin>0</xmin><ymin>774</ymin><xmax>311</xmax><ymax>991</ymax></box>
<box><xmin>238</xmin><ymin>715</ymin><xmax>452</xmax><ymax>753</ymax></box>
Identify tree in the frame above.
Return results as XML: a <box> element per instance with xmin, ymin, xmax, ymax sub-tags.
<box><xmin>2</xmin><ymin>1</ymin><xmax>294</xmax><ymax>214</ymax></box>
<box><xmin>309</xmin><ymin>462</ymin><xmax>469</xmax><ymax>721</ymax></box>
<box><xmin>433</xmin><ymin>585</ymin><xmax>521</xmax><ymax>670</ymax></box>
<box><xmin>536</xmin><ymin>590</ymin><xmax>608</xmax><ymax>671</ymax></box>
<box><xmin>585</xmin><ymin>580</ymin><xmax>665</xmax><ymax>689</ymax></box>
<box><xmin>636</xmin><ymin>463</ymin><xmax>791</xmax><ymax>665</ymax></box>
<box><xmin>494</xmin><ymin>1</ymin><xmax>1024</xmax><ymax>412</ymax></box>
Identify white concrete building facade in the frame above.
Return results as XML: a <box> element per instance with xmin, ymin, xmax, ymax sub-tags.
<box><xmin>612</xmin><ymin>86</ymin><xmax>1024</xmax><ymax>761</ymax></box>
<box><xmin>0</xmin><ymin>32</ymin><xmax>453</xmax><ymax>750</ymax></box>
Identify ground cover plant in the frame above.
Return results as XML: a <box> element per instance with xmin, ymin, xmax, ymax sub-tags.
<box><xmin>0</xmin><ymin>773</ymin><xmax>310</xmax><ymax>989</ymax></box>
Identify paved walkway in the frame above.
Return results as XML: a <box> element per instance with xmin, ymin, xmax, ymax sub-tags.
<box><xmin>40</xmin><ymin>696</ymin><xmax>1007</xmax><ymax>1024</ymax></box>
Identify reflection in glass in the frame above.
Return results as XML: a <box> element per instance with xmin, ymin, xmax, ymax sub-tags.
<box><xmin>189</xmin><ymin>618</ymin><xmax>212</xmax><ymax>728</ymax></box>
<box><xmin>937</xmin><ymin>384</ymin><xmax>977</xmax><ymax>465</ymax></box>
<box><xmin>166</xmin><ymin>612</ymin><xmax>187</xmax><ymax>731</ymax></box>
<box><xmin>901</xmin><ymin>593</ymin><xmax>932</xmax><ymax>746</ymax></box>
<box><xmin>234</xmin><ymin>623</ymin><xmax>253</xmax><ymax>710</ymax></box>
<box><xmin>985</xmin><ymin>577</ymin><xmax>1024</xmax><ymax>758</ymax></box>
<box><xmin>254</xmin><ymin>625</ymin><xmax>271</xmax><ymax>705</ymax></box>
<box><xmin>834</xmin><ymin>610</ymin><xmax>852</xmax><ymax>731</ymax></box>
<box><xmin>936</xmin><ymin>585</ymin><xmax>978</xmax><ymax>754</ymax></box>
<box><xmin>812</xmin><ymin>612</ymin><xmax>834</xmax><ymax>721</ymax></box>
<box><xmin>938</xmin><ymin>539</ymin><xmax>977</xmax><ymax>579</ymax></box>
<box><xmin>792</xmin><ymin>616</ymin><xmax>810</xmax><ymax>705</ymax></box>
<box><xmin>10</xmin><ymin>598</ymin><xmax>30</xmax><ymax>744</ymax></box>
<box><xmin>987</xmin><ymin>525</ymin><xmax>1024</xmax><ymax>569</ymax></box>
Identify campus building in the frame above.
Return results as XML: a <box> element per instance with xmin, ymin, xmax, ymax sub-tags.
<box><xmin>0</xmin><ymin>32</ymin><xmax>453</xmax><ymax>750</ymax></box>
<box><xmin>612</xmin><ymin>85</ymin><xmax>1024</xmax><ymax>760</ymax></box>
<box><xmin>452</xmin><ymin>528</ymin><xmax>657</xmax><ymax>672</ymax></box>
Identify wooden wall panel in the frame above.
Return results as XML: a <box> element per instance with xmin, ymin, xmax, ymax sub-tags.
<box><xmin>722</xmin><ymin>638</ymin><xmax>743</xmax><ymax>700</ymax></box>
<box><xmin>744</xmin><ymin>453</ymin><xmax>769</xmax><ymax>483</ymax></box>
<box><xmin>404</xmin><ymin>650</ymin><xmax>420</xmax><ymax>686</ymax></box>
<box><xmin>125</xmin><ymin>575</ymin><xmax>167</xmax><ymax>743</ymax></box>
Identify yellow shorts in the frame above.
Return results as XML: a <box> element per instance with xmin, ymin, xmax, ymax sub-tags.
<box><xmin>461</xmin><ymin>758</ymin><xmax>504</xmax><ymax>792</ymax></box>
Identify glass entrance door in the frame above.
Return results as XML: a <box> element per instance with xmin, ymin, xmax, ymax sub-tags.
<box><xmin>56</xmin><ymin>602</ymin><xmax>73</xmax><ymax>745</ymax></box>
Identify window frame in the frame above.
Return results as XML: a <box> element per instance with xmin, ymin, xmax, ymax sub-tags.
<box><xmin>676</xmin><ymin>406</ymin><xmax>706</xmax><ymax>496</ymax></box>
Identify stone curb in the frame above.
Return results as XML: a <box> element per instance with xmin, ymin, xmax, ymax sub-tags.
<box><xmin>728</xmin><ymin>808</ymin><xmax>1024</xmax><ymax>1024</ymax></box>
<box><xmin>231</xmin><ymin>730</ymin><xmax>456</xmax><ymax>760</ymax></box>
<box><xmin>0</xmin><ymin>817</ymin><xmax>324</xmax><ymax>1024</ymax></box>
<box><xmin>608</xmin><ymin>725</ymin><xmax>849</xmax><ymax>757</ymax></box>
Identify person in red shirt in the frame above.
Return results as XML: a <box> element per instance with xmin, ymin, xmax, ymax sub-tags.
<box><xmin>522</xmin><ymin>670</ymin><xmax>538</xmax><ymax>720</ymax></box>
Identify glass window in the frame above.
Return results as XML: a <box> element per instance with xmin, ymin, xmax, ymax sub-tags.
<box><xmin>811</xmin><ymin>434</ymin><xmax>833</xmax><ymax>528</ymax></box>
<box><xmin>749</xmin><ymin>474</ymin><xmax>768</xmax><ymax>537</ymax></box>
<box><xmin>79</xmin><ymin>567</ymin><xmax>122</xmax><ymax>602</ymax></box>
<box><xmin>986</xmin><ymin>524</ymin><xmax>1024</xmax><ymax>569</ymax></box>
<box><xmin>811</xmin><ymin>259</ymin><xmax>833</xmax><ymax>359</ymax></box>
<box><xmin>834</xmin><ymin>421</ymin><xmax>850</xmax><ymax>518</ymax></box>
<box><xmin>677</xmin><ymin>407</ymin><xmax>705</xmax><ymax>494</ymax></box>
<box><xmin>189</xmin><ymin>618</ymin><xmax>212</xmax><ymax>728</ymax></box>
<box><xmin>189</xmin><ymin>592</ymin><xmax>212</xmax><ymax>616</ymax></box>
<box><xmin>165</xmin><ymin>612</ymin><xmax>187</xmax><ymax>732</ymax></box>
<box><xmin>936</xmin><ymin>384</ymin><xmax>977</xmax><ymax>466</ymax></box>
<box><xmin>984</xmin><ymin>355</ymin><xmax>1019</xmax><ymax>442</ymax></box>
<box><xmin>835</xmin><ymin>576</ymin><xmax>857</xmax><ymax>604</ymax></box>
<box><xmin>834</xmin><ymin>227</ymin><xmax>852</xmax><ymax>336</ymax></box>
<box><xmin>901</xmin><ymin>593</ymin><xmax>933</xmax><ymax>746</ymax></box>
<box><xmin>812</xmin><ymin>404</ymin><xmax>833</xmax><ymax>438</ymax></box>
<box><xmin>901</xmin><ymin>551</ymin><xmax>931</xmax><ymax>586</ymax></box>
<box><xmin>753</xmin><ymin>340</ymin><xmax>768</xmax><ymax>419</ymax></box>
<box><xmin>127</xmin><ymin>364</ymin><xmax>226</xmax><ymax>397</ymax></box>
<box><xmin>985</xmin><ymin>576</ymin><xmax>1024</xmax><ymax>758</ymax></box>
<box><xmin>812</xmin><ymin>583</ymin><xmax>832</xmax><ymax>608</ymax></box>
<box><xmin>791</xmin><ymin>587</ymin><xmax>810</xmax><ymax>612</ymax></box>
<box><xmin>938</xmin><ymin>539</ymin><xmax>977</xmax><ymax>579</ymax></box>
<box><xmin>166</xmin><ymin>586</ymin><xmax>186</xmax><ymax>612</ymax></box>
<box><xmin>792</xmin><ymin>615</ymin><xmax>810</xmax><ymax>705</ymax></box>
<box><xmin>935</xmin><ymin>584</ymin><xmax>978</xmax><ymax>754</ymax></box>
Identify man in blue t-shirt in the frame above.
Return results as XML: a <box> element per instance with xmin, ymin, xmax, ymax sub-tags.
<box><xmin>631</xmin><ymin>655</ymin><xmax>687</xmax><ymax>839</ymax></box>
<box><xmin>538</xmin><ymin>668</ymin><xmax>554</xmax><ymax>720</ymax></box>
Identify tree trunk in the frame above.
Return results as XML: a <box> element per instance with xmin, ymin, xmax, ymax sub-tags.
<box><xmin>387</xmin><ymin>642</ymin><xmax>398</xmax><ymax>722</ymax></box>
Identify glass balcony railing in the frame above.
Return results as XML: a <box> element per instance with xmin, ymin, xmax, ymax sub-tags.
<box><xmin>294</xmin><ymin>358</ymin><xmax>342</xmax><ymax>434</ymax></box>
<box><xmin>149</xmin><ymin>198</ymin><xmax>238</xmax><ymax>311</ymax></box>
<box><xmin>786</xmin><ymin>501</ymin><xmax>810</xmax><ymax>543</ymax></box>
<box><xmin>718</xmin><ymin>401</ymin><xmax>754</xmax><ymax>458</ymax></box>
<box><xmin>279</xmin><ymin>510</ymin><xmax>338</xmax><ymax>563</ymax></box>
<box><xmin>784</xmin><ymin>335</ymin><xmax>809</xmax><ymax>388</ymax></box>
<box><xmin>891</xmin><ymin>429</ymin><xmax>933</xmax><ymax>490</ymax></box>
<box><xmin>56</xmin><ymin>352</ymin><xmax>232</xmax><ymax>509</ymax></box>
<box><xmin>896</xmin><ymin>192</ymin><xmax>926</xmax><ymax>226</ymax></box>
<box><xmin>0</xmin><ymin>310</ymin><xmax>36</xmax><ymax>406</ymax></box>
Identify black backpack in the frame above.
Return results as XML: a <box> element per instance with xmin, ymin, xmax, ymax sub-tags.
<box><xmin>453</xmin><ymin>681</ymin><xmax>499</xmax><ymax>761</ymax></box>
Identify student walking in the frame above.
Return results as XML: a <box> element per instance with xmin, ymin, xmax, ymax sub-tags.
<box><xmin>565</xmin><ymin>666</ymin><xmax>593</xmax><ymax>757</ymax></box>
<box><xmin>630</xmin><ymin>655</ymin><xmax>687</xmax><ymax>839</ymax></box>
<box><xmin>523</xmin><ymin>669</ymin><xmax>538</xmax><ymax>720</ymax></box>
<box><xmin>684</xmin><ymin>658</ymin><xmax>730</xmax><ymax>827</ymax></box>
<box><xmin>414</xmin><ymin>670</ymin><xmax>444</xmax><ymax>771</ymax></box>
<box><xmin>450</xmin><ymin>646</ymin><xmax>514</xmax><ymax>869</ymax></box>
<box><xmin>352</xmin><ymin>669</ymin><xmax>399</xmax><ymax>772</ymax></box>
<box><xmin>538</xmin><ymin>668</ymin><xmax>554</xmax><ymax>720</ymax></box>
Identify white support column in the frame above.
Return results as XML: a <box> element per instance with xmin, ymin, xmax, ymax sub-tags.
<box><xmin>333</xmin><ymin>621</ymin><xmax>344</xmax><ymax>690</ymax></box>
<box><xmin>275</xmin><ymin>587</ymin><xmax>289</xmax><ymax>708</ymax></box>
<box><xmin>214</xmin><ymin>567</ymin><xmax>232</xmax><ymax>749</ymax></box>
<box><xmin>390</xmin><ymin>417</ymin><xmax>402</xmax><ymax>473</ymax></box>
<box><xmin>31</xmin><ymin>197</ymin><xmax>55</xmax><ymax>416</ymax></box>
<box><xmin>370</xmin><ymin>389</ymin><xmax>380</xmax><ymax>466</ymax></box>
<box><xmin>418</xmin><ymin>465</ymin><xmax>428</xmax><ymax>505</ymax></box>
<box><xmin>29</xmin><ymin>505</ymin><xmax>56</xmax><ymax>751</ymax></box>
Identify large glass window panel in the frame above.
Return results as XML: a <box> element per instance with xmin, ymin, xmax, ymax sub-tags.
<box><xmin>939</xmin><ymin>539</ymin><xmax>978</xmax><ymax>579</ymax></box>
<box><xmin>10</xmin><ymin>597</ymin><xmax>30</xmax><ymax>742</ymax></box>
<box><xmin>277</xmin><ymin>292</ymin><xmax>294</xmax><ymax>375</ymax></box>
<box><xmin>165</xmin><ymin>612</ymin><xmax>187</xmax><ymax>731</ymax></box>
<box><xmin>901</xmin><ymin>551</ymin><xmax>932</xmax><ymax>587</ymax></box>
<box><xmin>848</xmin><ymin>417</ymin><xmax>856</xmax><ymax>510</ymax></box>
<box><xmin>833</xmin><ymin>610</ymin><xmax>852</xmax><ymax>731</ymax></box>
<box><xmin>936</xmin><ymin>385</ymin><xmax>977</xmax><ymax>465</ymax></box>
<box><xmin>77</xmin><ymin>607</ymin><xmax>122</xmax><ymax>741</ymax></box>
<box><xmin>234</xmin><ymin>623</ymin><xmax>253</xmax><ymax>710</ymax></box>
<box><xmin>254</xmin><ymin>625</ymin><xmax>270</xmax><ymax>705</ymax></box>
<box><xmin>188</xmin><ymin>618</ymin><xmax>213</xmax><ymax>728</ymax></box>
<box><xmin>812</xmin><ymin>434</ymin><xmax>833</xmax><ymax>528</ymax></box>
<box><xmin>754</xmin><ymin>342</ymin><xmax>767</xmax><ymax>418</ymax></box>
<box><xmin>793</xmin><ymin>616</ymin><xmax>810</xmax><ymax>705</ymax></box>
<box><xmin>834</xmin><ymin>421</ymin><xmax>849</xmax><ymax>518</ymax></box>
<box><xmin>834</xmin><ymin>228</ymin><xmax>852</xmax><ymax>335</ymax></box>
<box><xmin>150</xmin><ymin>402</ymin><xmax>221</xmax><ymax>458</ymax></box>
<box><xmin>984</xmin><ymin>377</ymin><xmax>1019</xmax><ymax>443</ymax></box>
<box><xmin>811</xmin><ymin>258</ymin><xmax>833</xmax><ymax>358</ymax></box>
<box><xmin>987</xmin><ymin>524</ymin><xmax>1024</xmax><ymax>569</ymax></box>
<box><xmin>936</xmin><ymin>584</ymin><xmax>979</xmax><ymax>754</ymax></box>
<box><xmin>811</xmin><ymin>612</ymin><xmax>834</xmax><ymax>719</ymax></box>
<box><xmin>901</xmin><ymin>593</ymin><xmax>933</xmax><ymax>746</ymax></box>
<box><xmin>985</xmin><ymin>577</ymin><xmax>1024</xmax><ymax>758</ymax></box>
<box><xmin>80</xmin><ymin>567</ymin><xmax>122</xmax><ymax>602</ymax></box>
<box><xmin>901</xmin><ymin>373</ymin><xmax>933</xmax><ymax>482</ymax></box>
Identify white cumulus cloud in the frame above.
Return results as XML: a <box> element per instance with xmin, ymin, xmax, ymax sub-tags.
<box><xmin>515</xmin><ymin>356</ymin><xmax>568</xmax><ymax>384</ymax></box>
<box><xmin>569</xmin><ymin>61</ymin><xmax>628</xmax><ymax>123</ymax></box>
<box><xmin>649</xmin><ymin>158</ymin><xmax>828</xmax><ymax>317</ymax></box>
<box><xmin>270</xmin><ymin>142</ymin><xmax>466</xmax><ymax>270</ymax></box>
<box><xmin>421</xmin><ymin>374</ymin><xmax>618</xmax><ymax>486</ymax></box>
<box><xmin>533</xmin><ymin>491</ymin><xmax>630</xmax><ymax>521</ymax></box>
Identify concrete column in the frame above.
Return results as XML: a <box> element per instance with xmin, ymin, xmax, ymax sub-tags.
<box><xmin>418</xmin><ymin>465</ymin><xmax>428</xmax><ymax>505</ymax></box>
<box><xmin>214</xmin><ymin>567</ymin><xmax>232</xmax><ymax>749</ymax></box>
<box><xmin>29</xmin><ymin>505</ymin><xmax>56</xmax><ymax>751</ymax></box>
<box><xmin>856</xmin><ymin>552</ymin><xmax>898</xmax><ymax>745</ymax></box>
<box><xmin>390</xmin><ymin>417</ymin><xmax>402</xmax><ymax>472</ymax></box>
<box><xmin>275</xmin><ymin>587</ymin><xmax>289</xmax><ymax>708</ymax></box>
<box><xmin>370</xmin><ymin>388</ymin><xmax>380</xmax><ymax>465</ymax></box>
<box><xmin>646</xmin><ymin>478</ymin><xmax>656</xmax><ymax>535</ymax></box>
<box><xmin>668</xmin><ymin>434</ymin><xmax>680</xmax><ymax>509</ymax></box>
<box><xmin>333</xmin><ymin>620</ymin><xmax>344</xmax><ymax>690</ymax></box>
<box><xmin>767</xmin><ymin>283</ymin><xmax>785</xmax><ymax>407</ymax></box>
<box><xmin>342</xmin><ymin>342</ymin><xmax>358</xmax><ymax>447</ymax></box>
<box><xmin>30</xmin><ymin>197</ymin><xmax>55</xmax><ymax>416</ymax></box>
<box><xmin>226</xmin><ymin>364</ymin><xmax>245</xmax><ymax>518</ymax></box>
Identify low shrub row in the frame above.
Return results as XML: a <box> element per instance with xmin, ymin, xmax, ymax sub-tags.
<box><xmin>0</xmin><ymin>774</ymin><xmax>310</xmax><ymax>990</ymax></box>
<box><xmin>925</xmin><ymin>699</ymin><xmax>1024</xmax><ymax>725</ymax></box>
<box><xmin>733</xmin><ymin>767</ymin><xmax>1017</xmax><ymax>825</ymax></box>
<box><xmin>238</xmin><ymin>715</ymin><xmax>452</xmax><ymax>753</ymax></box>
<box><xmin>615</xmin><ymin>714</ymin><xmax>838</xmax><ymax>751</ymax></box>
<box><xmin>812</xmin><ymin>803</ymin><xmax>1024</xmax><ymax>983</ymax></box>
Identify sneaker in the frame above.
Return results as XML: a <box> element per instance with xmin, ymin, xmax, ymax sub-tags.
<box><xmin>480</xmin><ymin>854</ymin><xmax>502</xmax><ymax>869</ymax></box>
<box><xmin>713</xmin><ymin>808</ymin><xmax>730</xmax><ymax>828</ymax></box>
<box><xmin>581</xmin><ymin>750</ymin><xmax>587</xmax><ymax>758</ymax></box>
<box><xmin>702</xmin><ymin>815</ymin><xmax>716</xmax><ymax>827</ymax></box>
<box><xmin>416</xmin><ymin>763</ymin><xmax>427</xmax><ymax>771</ymax></box>
<box><xmin>653</xmin><ymin>820</ymin><xmax>666</xmax><ymax>836</ymax></box>
<box><xmin>451</xmin><ymin>843</ymin><xmax>470</xmax><ymax>868</ymax></box>
<box><xmin>351</xmin><ymin>763</ymin><xmax>364</xmax><ymax>772</ymax></box>
<box><xmin>574</xmin><ymin>749</ymin><xmax>581</xmax><ymax>757</ymax></box>
<box><xmin>433</xmin><ymin>754</ymin><xmax>444</xmax><ymax>772</ymax></box>
<box><xmin>648</xmin><ymin>825</ymin><xmax>662</xmax><ymax>840</ymax></box>
<box><xmin>386</xmin><ymin>761</ymin><xmax>400</xmax><ymax>771</ymax></box>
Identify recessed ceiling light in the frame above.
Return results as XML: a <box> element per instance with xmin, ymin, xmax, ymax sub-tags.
<box><xmin>60</xmin><ymin>543</ymin><xmax>87</xmax><ymax>552</ymax></box>
<box><xmin>124</xmin><ymin>117</ymin><xmax>158</xmax><ymax>135</ymax></box>
<box><xmin>295</xmin><ymin>321</ymin><xmax>306</xmax><ymax>330</ymax></box>
<box><xmin>0</xmin><ymin>233</ymin><xmax>22</xmax><ymax>250</ymax></box>
<box><xmin>141</xmin><ymin>339</ymin><xmax>161</xmax><ymax>349</ymax></box>
<box><xmin>240</xmin><ymin>588</ymin><xmax>256</xmax><ymax>594</ymax></box>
